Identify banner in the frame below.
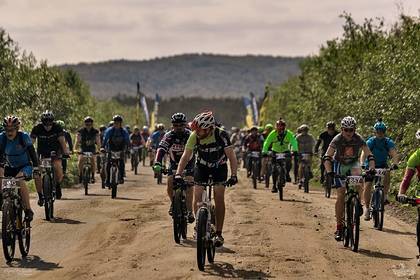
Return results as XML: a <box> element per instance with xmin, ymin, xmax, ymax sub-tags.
<box><xmin>140</xmin><ymin>94</ymin><xmax>150</xmax><ymax>126</ymax></box>
<box><xmin>250</xmin><ymin>92</ymin><xmax>259</xmax><ymax>126</ymax></box>
<box><xmin>242</xmin><ymin>97</ymin><xmax>254</xmax><ymax>128</ymax></box>
<box><xmin>150</xmin><ymin>94</ymin><xmax>160</xmax><ymax>129</ymax></box>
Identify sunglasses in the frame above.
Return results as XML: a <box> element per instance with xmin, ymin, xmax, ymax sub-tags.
<box><xmin>343</xmin><ymin>128</ymin><xmax>354</xmax><ymax>133</ymax></box>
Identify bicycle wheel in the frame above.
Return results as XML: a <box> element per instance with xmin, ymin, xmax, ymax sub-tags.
<box><xmin>43</xmin><ymin>175</ymin><xmax>52</xmax><ymax>221</ymax></box>
<box><xmin>172</xmin><ymin>190</ymin><xmax>182</xmax><ymax>244</ymax></box>
<box><xmin>278</xmin><ymin>166</ymin><xmax>285</xmax><ymax>201</ymax></box>
<box><xmin>2</xmin><ymin>200</ymin><xmax>16</xmax><ymax>262</ymax></box>
<box><xmin>252</xmin><ymin>160</ymin><xmax>258</xmax><ymax>189</ymax></box>
<box><xmin>83</xmin><ymin>166</ymin><xmax>90</xmax><ymax>195</ymax></box>
<box><xmin>17</xmin><ymin>208</ymin><xmax>30</xmax><ymax>257</ymax></box>
<box><xmin>207</xmin><ymin>237</ymin><xmax>216</xmax><ymax>263</ymax></box>
<box><xmin>196</xmin><ymin>208</ymin><xmax>208</xmax><ymax>271</ymax></box>
<box><xmin>351</xmin><ymin>196</ymin><xmax>361</xmax><ymax>252</ymax></box>
<box><xmin>343</xmin><ymin>199</ymin><xmax>350</xmax><ymax>248</ymax></box>
<box><xmin>371</xmin><ymin>188</ymin><xmax>379</xmax><ymax>228</ymax></box>
<box><xmin>377</xmin><ymin>188</ymin><xmax>385</xmax><ymax>231</ymax></box>
<box><xmin>111</xmin><ymin>166</ymin><xmax>117</xmax><ymax>199</ymax></box>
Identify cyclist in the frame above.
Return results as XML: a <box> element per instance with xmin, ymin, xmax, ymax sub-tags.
<box><xmin>243</xmin><ymin>126</ymin><xmax>264</xmax><ymax>178</ymax></box>
<box><xmin>75</xmin><ymin>116</ymin><xmax>100</xmax><ymax>183</ymax></box>
<box><xmin>97</xmin><ymin>125</ymin><xmax>107</xmax><ymax>173</ymax></box>
<box><xmin>152</xmin><ymin>113</ymin><xmax>195</xmax><ymax>223</ymax></box>
<box><xmin>296</xmin><ymin>124</ymin><xmax>315</xmax><ymax>188</ymax></box>
<box><xmin>101</xmin><ymin>115</ymin><xmax>130</xmax><ymax>186</ymax></box>
<box><xmin>323</xmin><ymin>116</ymin><xmax>376</xmax><ymax>241</ymax></box>
<box><xmin>262</xmin><ymin>118</ymin><xmax>298</xmax><ymax>193</ymax></box>
<box><xmin>130</xmin><ymin>126</ymin><xmax>146</xmax><ymax>170</ymax></box>
<box><xmin>31</xmin><ymin>111</ymin><xmax>70</xmax><ymax>202</ymax></box>
<box><xmin>360</xmin><ymin>119</ymin><xmax>399</xmax><ymax>221</ymax></box>
<box><xmin>315</xmin><ymin>121</ymin><xmax>339</xmax><ymax>184</ymax></box>
<box><xmin>150</xmin><ymin>123</ymin><xmax>165</xmax><ymax>167</ymax></box>
<box><xmin>56</xmin><ymin>120</ymin><xmax>73</xmax><ymax>175</ymax></box>
<box><xmin>125</xmin><ymin>125</ymin><xmax>132</xmax><ymax>136</ymax></box>
<box><xmin>0</xmin><ymin>116</ymin><xmax>39</xmax><ymax>221</ymax></box>
<box><xmin>260</xmin><ymin>123</ymin><xmax>274</xmax><ymax>180</ymax></box>
<box><xmin>175</xmin><ymin>111</ymin><xmax>238</xmax><ymax>247</ymax></box>
<box><xmin>397</xmin><ymin>129</ymin><xmax>420</xmax><ymax>202</ymax></box>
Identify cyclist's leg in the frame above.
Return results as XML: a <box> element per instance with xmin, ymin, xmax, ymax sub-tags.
<box><xmin>320</xmin><ymin>158</ymin><xmax>325</xmax><ymax>183</ymax></box>
<box><xmin>383</xmin><ymin>170</ymin><xmax>391</xmax><ymax>201</ymax></box>
<box><xmin>62</xmin><ymin>158</ymin><xmax>67</xmax><ymax>174</ymax></box>
<box><xmin>53</xmin><ymin>159</ymin><xmax>64</xmax><ymax>184</ymax></box>
<box><xmin>298</xmin><ymin>161</ymin><xmax>304</xmax><ymax>184</ymax></box>
<box><xmin>286</xmin><ymin>156</ymin><xmax>292</xmax><ymax>182</ymax></box>
<box><xmin>214</xmin><ymin>185</ymin><xmax>226</xmax><ymax>232</ymax></box>
<box><xmin>185</xmin><ymin>175</ymin><xmax>194</xmax><ymax>212</ymax></box>
<box><xmin>78</xmin><ymin>154</ymin><xmax>83</xmax><ymax>179</ymax></box>
<box><xmin>293</xmin><ymin>155</ymin><xmax>299</xmax><ymax>183</ymax></box>
<box><xmin>105</xmin><ymin>153</ymin><xmax>111</xmax><ymax>185</ymax></box>
<box><xmin>118</xmin><ymin>153</ymin><xmax>125</xmax><ymax>181</ymax></box>
<box><xmin>261</xmin><ymin>157</ymin><xmax>267</xmax><ymax>178</ymax></box>
<box><xmin>17</xmin><ymin>167</ymin><xmax>32</xmax><ymax>211</ymax></box>
<box><xmin>167</xmin><ymin>174</ymin><xmax>174</xmax><ymax>202</ymax></box>
<box><xmin>91</xmin><ymin>156</ymin><xmax>96</xmax><ymax>178</ymax></box>
<box><xmin>334</xmin><ymin>162</ymin><xmax>346</xmax><ymax>232</ymax></box>
<box><xmin>193</xmin><ymin>164</ymin><xmax>207</xmax><ymax>215</ymax></box>
<box><xmin>363</xmin><ymin>181</ymin><xmax>373</xmax><ymax>209</ymax></box>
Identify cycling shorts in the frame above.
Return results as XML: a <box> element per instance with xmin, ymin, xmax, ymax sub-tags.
<box><xmin>4</xmin><ymin>165</ymin><xmax>32</xmax><ymax>178</ymax></box>
<box><xmin>194</xmin><ymin>163</ymin><xmax>227</xmax><ymax>185</ymax></box>
<box><xmin>333</xmin><ymin>161</ymin><xmax>360</xmax><ymax>188</ymax></box>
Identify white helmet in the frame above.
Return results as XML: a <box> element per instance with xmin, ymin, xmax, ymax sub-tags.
<box><xmin>193</xmin><ymin>111</ymin><xmax>215</xmax><ymax>130</ymax></box>
<box><xmin>416</xmin><ymin>129</ymin><xmax>420</xmax><ymax>140</ymax></box>
<box><xmin>341</xmin><ymin>116</ymin><xmax>357</xmax><ymax>129</ymax></box>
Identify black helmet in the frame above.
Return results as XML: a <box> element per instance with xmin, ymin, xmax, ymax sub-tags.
<box><xmin>171</xmin><ymin>112</ymin><xmax>187</xmax><ymax>124</ymax></box>
<box><xmin>41</xmin><ymin>110</ymin><xmax>54</xmax><ymax>124</ymax></box>
<box><xmin>326</xmin><ymin>121</ymin><xmax>335</xmax><ymax>129</ymax></box>
<box><xmin>113</xmin><ymin>115</ymin><xmax>123</xmax><ymax>122</ymax></box>
<box><xmin>84</xmin><ymin>116</ymin><xmax>94</xmax><ymax>123</ymax></box>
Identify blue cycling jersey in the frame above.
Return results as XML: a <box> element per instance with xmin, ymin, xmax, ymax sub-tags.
<box><xmin>103</xmin><ymin>127</ymin><xmax>130</xmax><ymax>151</ymax></box>
<box><xmin>0</xmin><ymin>132</ymin><xmax>33</xmax><ymax>168</ymax></box>
<box><xmin>365</xmin><ymin>136</ymin><xmax>395</xmax><ymax>168</ymax></box>
<box><xmin>150</xmin><ymin>131</ymin><xmax>165</xmax><ymax>149</ymax></box>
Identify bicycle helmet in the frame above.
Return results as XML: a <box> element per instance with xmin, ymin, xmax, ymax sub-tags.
<box><xmin>265</xmin><ymin>123</ymin><xmax>274</xmax><ymax>130</ymax></box>
<box><xmin>113</xmin><ymin>115</ymin><xmax>123</xmax><ymax>122</ymax></box>
<box><xmin>3</xmin><ymin>115</ymin><xmax>20</xmax><ymax>129</ymax></box>
<box><xmin>171</xmin><ymin>112</ymin><xmax>187</xmax><ymax>124</ymax></box>
<box><xmin>56</xmin><ymin>120</ymin><xmax>65</xmax><ymax>128</ymax></box>
<box><xmin>373</xmin><ymin>119</ymin><xmax>387</xmax><ymax>132</ymax></box>
<box><xmin>41</xmin><ymin>110</ymin><xmax>54</xmax><ymax>124</ymax></box>
<box><xmin>231</xmin><ymin>127</ymin><xmax>239</xmax><ymax>133</ymax></box>
<box><xmin>142</xmin><ymin>125</ymin><xmax>149</xmax><ymax>131</ymax></box>
<box><xmin>192</xmin><ymin>111</ymin><xmax>215</xmax><ymax>130</ymax></box>
<box><xmin>326</xmin><ymin>121</ymin><xmax>335</xmax><ymax>129</ymax></box>
<box><xmin>416</xmin><ymin>129</ymin><xmax>420</xmax><ymax>140</ymax></box>
<box><xmin>125</xmin><ymin>125</ymin><xmax>130</xmax><ymax>129</ymax></box>
<box><xmin>108</xmin><ymin>121</ymin><xmax>114</xmax><ymax>127</ymax></box>
<box><xmin>84</xmin><ymin>116</ymin><xmax>94</xmax><ymax>123</ymax></box>
<box><xmin>276</xmin><ymin>119</ymin><xmax>286</xmax><ymax>130</ymax></box>
<box><xmin>250</xmin><ymin>126</ymin><xmax>258</xmax><ymax>132</ymax></box>
<box><xmin>340</xmin><ymin>116</ymin><xmax>356</xmax><ymax>129</ymax></box>
<box><xmin>299</xmin><ymin>124</ymin><xmax>309</xmax><ymax>133</ymax></box>
<box><xmin>99</xmin><ymin>125</ymin><xmax>107</xmax><ymax>131</ymax></box>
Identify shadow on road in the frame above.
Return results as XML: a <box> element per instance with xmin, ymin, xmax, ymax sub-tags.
<box><xmin>382</xmin><ymin>228</ymin><xmax>415</xmax><ymax>236</ymax></box>
<box><xmin>60</xmin><ymin>197</ymin><xmax>83</xmax><ymax>201</ymax></box>
<box><xmin>52</xmin><ymin>217</ymin><xmax>85</xmax><ymax>225</ymax></box>
<box><xmin>85</xmin><ymin>193</ymin><xmax>109</xmax><ymax>197</ymax></box>
<box><xmin>8</xmin><ymin>255</ymin><xmax>62</xmax><ymax>271</ymax></box>
<box><xmin>218</xmin><ymin>246</ymin><xmax>236</xmax><ymax>254</ymax></box>
<box><xmin>114</xmin><ymin>197</ymin><xmax>142</xmax><ymax>201</ymax></box>
<box><xmin>358</xmin><ymin>248</ymin><xmax>412</xmax><ymax>261</ymax></box>
<box><xmin>282</xmin><ymin>198</ymin><xmax>311</xmax><ymax>204</ymax></box>
<box><xmin>205</xmin><ymin>262</ymin><xmax>273</xmax><ymax>279</ymax></box>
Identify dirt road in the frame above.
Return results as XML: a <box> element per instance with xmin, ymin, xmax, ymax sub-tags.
<box><xmin>1</xmin><ymin>166</ymin><xmax>419</xmax><ymax>279</ymax></box>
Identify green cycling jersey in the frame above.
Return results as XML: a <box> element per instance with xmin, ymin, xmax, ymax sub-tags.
<box><xmin>407</xmin><ymin>148</ymin><xmax>420</xmax><ymax>169</ymax></box>
<box><xmin>262</xmin><ymin>129</ymin><xmax>298</xmax><ymax>154</ymax></box>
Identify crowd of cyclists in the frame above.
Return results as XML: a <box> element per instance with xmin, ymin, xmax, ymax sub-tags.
<box><xmin>0</xmin><ymin>109</ymin><xmax>419</xmax><ymax>266</ymax></box>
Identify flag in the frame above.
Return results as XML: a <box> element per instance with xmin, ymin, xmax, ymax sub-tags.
<box><xmin>250</xmin><ymin>92</ymin><xmax>259</xmax><ymax>126</ymax></box>
<box><xmin>150</xmin><ymin>94</ymin><xmax>160</xmax><ymax>129</ymax></box>
<box><xmin>140</xmin><ymin>94</ymin><xmax>149</xmax><ymax>126</ymax></box>
<box><xmin>243</xmin><ymin>97</ymin><xmax>254</xmax><ymax>128</ymax></box>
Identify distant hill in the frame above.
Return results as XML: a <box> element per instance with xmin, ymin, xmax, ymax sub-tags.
<box><xmin>60</xmin><ymin>54</ymin><xmax>303</xmax><ymax>99</ymax></box>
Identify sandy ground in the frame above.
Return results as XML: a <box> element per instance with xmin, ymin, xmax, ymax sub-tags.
<box><xmin>1</xmin><ymin>166</ymin><xmax>419</xmax><ymax>279</ymax></box>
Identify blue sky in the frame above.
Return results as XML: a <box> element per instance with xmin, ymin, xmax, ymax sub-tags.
<box><xmin>0</xmin><ymin>0</ymin><xmax>418</xmax><ymax>64</ymax></box>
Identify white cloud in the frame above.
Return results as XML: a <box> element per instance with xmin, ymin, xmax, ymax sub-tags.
<box><xmin>0</xmin><ymin>0</ymin><xmax>418</xmax><ymax>64</ymax></box>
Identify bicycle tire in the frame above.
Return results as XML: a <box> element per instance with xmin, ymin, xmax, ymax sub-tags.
<box><xmin>351</xmin><ymin>196</ymin><xmax>361</xmax><ymax>252</ymax></box>
<box><xmin>111</xmin><ymin>166</ymin><xmax>117</xmax><ymax>199</ymax></box>
<box><xmin>343</xmin><ymin>199</ymin><xmax>350</xmax><ymax>248</ymax></box>
<box><xmin>17</xmin><ymin>208</ymin><xmax>30</xmax><ymax>257</ymax></box>
<box><xmin>378</xmin><ymin>188</ymin><xmax>385</xmax><ymax>231</ymax></box>
<box><xmin>2</xmin><ymin>200</ymin><xmax>16</xmax><ymax>262</ymax></box>
<box><xmin>43</xmin><ymin>175</ymin><xmax>53</xmax><ymax>221</ymax></box>
<box><xmin>371</xmin><ymin>188</ymin><xmax>379</xmax><ymax>228</ymax></box>
<box><xmin>278</xmin><ymin>166</ymin><xmax>285</xmax><ymax>201</ymax></box>
<box><xmin>196</xmin><ymin>208</ymin><xmax>208</xmax><ymax>271</ymax></box>
<box><xmin>207</xmin><ymin>239</ymin><xmax>216</xmax><ymax>263</ymax></box>
<box><xmin>252</xmin><ymin>159</ymin><xmax>258</xmax><ymax>189</ymax></box>
<box><xmin>172</xmin><ymin>190</ymin><xmax>182</xmax><ymax>244</ymax></box>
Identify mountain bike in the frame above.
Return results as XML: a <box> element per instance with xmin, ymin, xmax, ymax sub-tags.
<box><xmin>195</xmin><ymin>176</ymin><xmax>226</xmax><ymax>271</ymax></box>
<box><xmin>99</xmin><ymin>153</ymin><xmax>107</xmax><ymax>189</ymax></box>
<box><xmin>172</xmin><ymin>179</ymin><xmax>193</xmax><ymax>244</ymax></box>
<box><xmin>249</xmin><ymin>151</ymin><xmax>261</xmax><ymax>189</ymax></box>
<box><xmin>300</xmin><ymin>153</ymin><xmax>312</xmax><ymax>193</ymax></box>
<box><xmin>130</xmin><ymin>146</ymin><xmax>141</xmax><ymax>175</ymax></box>
<box><xmin>272</xmin><ymin>152</ymin><xmax>290</xmax><ymax>201</ymax></box>
<box><xmin>108</xmin><ymin>151</ymin><xmax>123</xmax><ymax>199</ymax></box>
<box><xmin>370</xmin><ymin>168</ymin><xmax>389</xmax><ymax>231</ymax></box>
<box><xmin>79</xmin><ymin>152</ymin><xmax>95</xmax><ymax>195</ymax></box>
<box><xmin>398</xmin><ymin>194</ymin><xmax>420</xmax><ymax>266</ymax></box>
<box><xmin>40</xmin><ymin>154</ymin><xmax>56</xmax><ymax>221</ymax></box>
<box><xmin>1</xmin><ymin>176</ymin><xmax>31</xmax><ymax>263</ymax></box>
<box><xmin>336</xmin><ymin>174</ymin><xmax>364</xmax><ymax>252</ymax></box>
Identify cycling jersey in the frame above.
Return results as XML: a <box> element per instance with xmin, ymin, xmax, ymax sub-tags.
<box><xmin>230</xmin><ymin>132</ymin><xmax>242</xmax><ymax>147</ymax></box>
<box><xmin>315</xmin><ymin>130</ymin><xmax>339</xmax><ymax>153</ymax></box>
<box><xmin>296</xmin><ymin>133</ymin><xmax>316</xmax><ymax>154</ymax></box>
<box><xmin>399</xmin><ymin>149</ymin><xmax>420</xmax><ymax>193</ymax></box>
<box><xmin>186</xmin><ymin>128</ymin><xmax>231</xmax><ymax>167</ymax></box>
<box><xmin>150</xmin><ymin>130</ymin><xmax>165</xmax><ymax>149</ymax></box>
<box><xmin>141</xmin><ymin>131</ymin><xmax>150</xmax><ymax>143</ymax></box>
<box><xmin>262</xmin><ymin>129</ymin><xmax>298</xmax><ymax>154</ymax></box>
<box><xmin>30</xmin><ymin>122</ymin><xmax>64</xmax><ymax>157</ymax></box>
<box><xmin>102</xmin><ymin>127</ymin><xmax>129</xmax><ymax>151</ymax></box>
<box><xmin>243</xmin><ymin>134</ymin><xmax>264</xmax><ymax>151</ymax></box>
<box><xmin>156</xmin><ymin>129</ymin><xmax>194</xmax><ymax>172</ymax></box>
<box><xmin>130</xmin><ymin>133</ymin><xmax>145</xmax><ymax>147</ymax></box>
<box><xmin>365</xmin><ymin>136</ymin><xmax>395</xmax><ymax>168</ymax></box>
<box><xmin>329</xmin><ymin>133</ymin><xmax>366</xmax><ymax>165</ymax></box>
<box><xmin>78</xmin><ymin>127</ymin><xmax>99</xmax><ymax>153</ymax></box>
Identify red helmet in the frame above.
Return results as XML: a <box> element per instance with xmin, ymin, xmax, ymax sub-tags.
<box><xmin>3</xmin><ymin>115</ymin><xmax>20</xmax><ymax>129</ymax></box>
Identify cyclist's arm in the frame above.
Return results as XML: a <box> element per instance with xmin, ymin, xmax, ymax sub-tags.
<box><xmin>66</xmin><ymin>132</ymin><xmax>74</xmax><ymax>152</ymax></box>
<box><xmin>75</xmin><ymin>133</ymin><xmax>81</xmax><ymax>152</ymax></box>
<box><xmin>262</xmin><ymin>131</ymin><xmax>275</xmax><ymax>153</ymax></box>
<box><xmin>95</xmin><ymin>133</ymin><xmax>101</xmax><ymax>153</ymax></box>
<box><xmin>155</xmin><ymin>133</ymin><xmax>171</xmax><ymax>164</ymax></box>
<box><xmin>361</xmin><ymin>144</ymin><xmax>375</xmax><ymax>169</ymax></box>
<box><xmin>102</xmin><ymin>129</ymin><xmax>110</xmax><ymax>150</ymax></box>
<box><xmin>58</xmin><ymin>135</ymin><xmax>69</xmax><ymax>155</ymax></box>
<box><xmin>389</xmin><ymin>148</ymin><xmax>399</xmax><ymax>164</ymax></box>
<box><xmin>314</xmin><ymin>136</ymin><xmax>322</xmax><ymax>153</ymax></box>
<box><xmin>288</xmin><ymin>132</ymin><xmax>298</xmax><ymax>152</ymax></box>
<box><xmin>225</xmin><ymin>146</ymin><xmax>238</xmax><ymax>176</ymax></box>
<box><xmin>323</xmin><ymin>146</ymin><xmax>335</xmax><ymax>173</ymax></box>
